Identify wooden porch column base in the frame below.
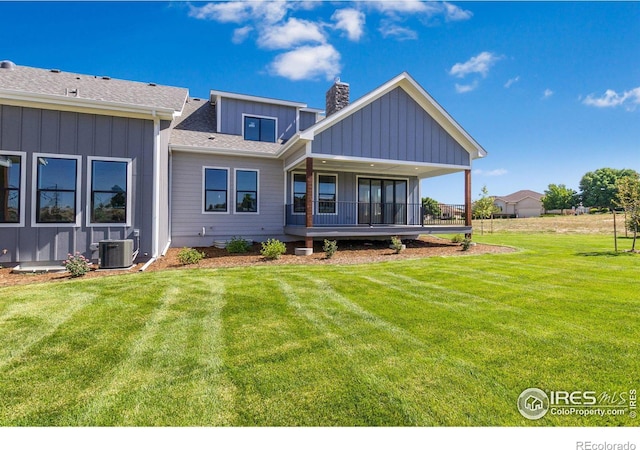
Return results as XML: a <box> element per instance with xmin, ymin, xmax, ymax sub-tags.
<box><xmin>305</xmin><ymin>237</ymin><xmax>313</xmax><ymax>249</ymax></box>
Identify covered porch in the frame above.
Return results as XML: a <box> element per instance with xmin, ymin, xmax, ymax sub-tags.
<box><xmin>284</xmin><ymin>157</ymin><xmax>473</xmax><ymax>245</ymax></box>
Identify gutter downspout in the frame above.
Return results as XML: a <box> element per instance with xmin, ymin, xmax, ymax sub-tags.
<box><xmin>164</xmin><ymin>147</ymin><xmax>173</xmax><ymax>256</ymax></box>
<box><xmin>152</xmin><ymin>111</ymin><xmax>160</xmax><ymax>259</ymax></box>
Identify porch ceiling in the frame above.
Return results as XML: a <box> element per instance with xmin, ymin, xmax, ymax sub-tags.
<box><xmin>288</xmin><ymin>158</ymin><xmax>464</xmax><ymax>178</ymax></box>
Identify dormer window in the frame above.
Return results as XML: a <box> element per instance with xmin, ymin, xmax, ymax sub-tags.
<box><xmin>243</xmin><ymin>115</ymin><xmax>276</xmax><ymax>143</ymax></box>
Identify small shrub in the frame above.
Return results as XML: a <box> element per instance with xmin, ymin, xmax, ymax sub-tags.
<box><xmin>226</xmin><ymin>236</ymin><xmax>252</xmax><ymax>254</ymax></box>
<box><xmin>177</xmin><ymin>247</ymin><xmax>205</xmax><ymax>265</ymax></box>
<box><xmin>390</xmin><ymin>236</ymin><xmax>404</xmax><ymax>254</ymax></box>
<box><xmin>451</xmin><ymin>234</ymin><xmax>463</xmax><ymax>244</ymax></box>
<box><xmin>323</xmin><ymin>239</ymin><xmax>338</xmax><ymax>259</ymax></box>
<box><xmin>261</xmin><ymin>238</ymin><xmax>287</xmax><ymax>260</ymax></box>
<box><xmin>64</xmin><ymin>252</ymin><xmax>91</xmax><ymax>277</ymax></box>
<box><xmin>461</xmin><ymin>237</ymin><xmax>472</xmax><ymax>251</ymax></box>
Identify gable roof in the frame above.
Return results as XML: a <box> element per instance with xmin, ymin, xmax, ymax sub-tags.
<box><xmin>296</xmin><ymin>72</ymin><xmax>487</xmax><ymax>160</ymax></box>
<box><xmin>494</xmin><ymin>190</ymin><xmax>543</xmax><ymax>203</ymax></box>
<box><xmin>0</xmin><ymin>62</ymin><xmax>188</xmax><ymax>119</ymax></box>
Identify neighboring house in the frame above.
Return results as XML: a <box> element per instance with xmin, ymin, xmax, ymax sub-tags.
<box><xmin>1</xmin><ymin>61</ymin><xmax>487</xmax><ymax>265</ymax></box>
<box><xmin>493</xmin><ymin>190</ymin><xmax>544</xmax><ymax>218</ymax></box>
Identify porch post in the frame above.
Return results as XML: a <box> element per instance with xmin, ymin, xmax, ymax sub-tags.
<box><xmin>305</xmin><ymin>157</ymin><xmax>313</xmax><ymax>249</ymax></box>
<box><xmin>465</xmin><ymin>169</ymin><xmax>472</xmax><ymax>230</ymax></box>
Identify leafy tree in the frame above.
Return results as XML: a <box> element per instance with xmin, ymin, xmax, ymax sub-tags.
<box><xmin>615</xmin><ymin>175</ymin><xmax>640</xmax><ymax>251</ymax></box>
<box><xmin>579</xmin><ymin>168</ymin><xmax>639</xmax><ymax>208</ymax></box>
<box><xmin>472</xmin><ymin>185</ymin><xmax>499</xmax><ymax>235</ymax></box>
<box><xmin>541</xmin><ymin>184</ymin><xmax>577</xmax><ymax>214</ymax></box>
<box><xmin>421</xmin><ymin>197</ymin><xmax>441</xmax><ymax>219</ymax></box>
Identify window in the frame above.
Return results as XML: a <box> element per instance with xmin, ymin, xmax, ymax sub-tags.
<box><xmin>244</xmin><ymin>115</ymin><xmax>276</xmax><ymax>143</ymax></box>
<box><xmin>35</xmin><ymin>155</ymin><xmax>79</xmax><ymax>224</ymax></box>
<box><xmin>317</xmin><ymin>174</ymin><xmax>337</xmax><ymax>214</ymax></box>
<box><xmin>89</xmin><ymin>159</ymin><xmax>130</xmax><ymax>224</ymax></box>
<box><xmin>0</xmin><ymin>154</ymin><xmax>22</xmax><ymax>224</ymax></box>
<box><xmin>204</xmin><ymin>168</ymin><xmax>228</xmax><ymax>213</ymax></box>
<box><xmin>293</xmin><ymin>173</ymin><xmax>306</xmax><ymax>213</ymax></box>
<box><xmin>235</xmin><ymin>169</ymin><xmax>258</xmax><ymax>213</ymax></box>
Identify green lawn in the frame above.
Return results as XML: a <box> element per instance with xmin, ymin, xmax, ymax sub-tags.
<box><xmin>0</xmin><ymin>234</ymin><xmax>638</xmax><ymax>426</ymax></box>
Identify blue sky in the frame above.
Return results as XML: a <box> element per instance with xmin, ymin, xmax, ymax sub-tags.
<box><xmin>1</xmin><ymin>1</ymin><xmax>638</xmax><ymax>203</ymax></box>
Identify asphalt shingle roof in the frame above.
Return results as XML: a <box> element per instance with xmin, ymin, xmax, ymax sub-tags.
<box><xmin>494</xmin><ymin>190</ymin><xmax>543</xmax><ymax>203</ymax></box>
<box><xmin>0</xmin><ymin>63</ymin><xmax>188</xmax><ymax>112</ymax></box>
<box><xmin>170</xmin><ymin>98</ymin><xmax>284</xmax><ymax>155</ymax></box>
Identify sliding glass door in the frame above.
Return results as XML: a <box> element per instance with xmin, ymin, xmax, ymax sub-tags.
<box><xmin>358</xmin><ymin>178</ymin><xmax>407</xmax><ymax>225</ymax></box>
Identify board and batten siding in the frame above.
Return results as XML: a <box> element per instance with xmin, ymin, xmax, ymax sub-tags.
<box><xmin>171</xmin><ymin>152</ymin><xmax>286</xmax><ymax>246</ymax></box>
<box><xmin>219</xmin><ymin>98</ymin><xmax>299</xmax><ymax>142</ymax></box>
<box><xmin>299</xmin><ymin>111</ymin><xmax>318</xmax><ymax>131</ymax></box>
<box><xmin>0</xmin><ymin>104</ymin><xmax>157</xmax><ymax>264</ymax></box>
<box><xmin>312</xmin><ymin>87</ymin><xmax>470</xmax><ymax>166</ymax></box>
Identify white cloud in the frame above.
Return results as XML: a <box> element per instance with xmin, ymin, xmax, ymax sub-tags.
<box><xmin>450</xmin><ymin>51</ymin><xmax>501</xmax><ymax>78</ymax></box>
<box><xmin>504</xmin><ymin>76</ymin><xmax>520</xmax><ymax>88</ymax></box>
<box><xmin>583</xmin><ymin>87</ymin><xmax>640</xmax><ymax>111</ymax></box>
<box><xmin>443</xmin><ymin>2</ymin><xmax>473</xmax><ymax>21</ymax></box>
<box><xmin>455</xmin><ymin>81</ymin><xmax>479</xmax><ymax>94</ymax></box>
<box><xmin>379</xmin><ymin>21</ymin><xmax>418</xmax><ymax>40</ymax></box>
<box><xmin>474</xmin><ymin>169</ymin><xmax>508</xmax><ymax>177</ymax></box>
<box><xmin>259</xmin><ymin>18</ymin><xmax>326</xmax><ymax>50</ymax></box>
<box><xmin>543</xmin><ymin>88</ymin><xmax>554</xmax><ymax>99</ymax></box>
<box><xmin>370</xmin><ymin>0</ymin><xmax>438</xmax><ymax>15</ymax></box>
<box><xmin>332</xmin><ymin>8</ymin><xmax>366</xmax><ymax>41</ymax></box>
<box><xmin>232</xmin><ymin>26</ymin><xmax>253</xmax><ymax>44</ymax></box>
<box><xmin>189</xmin><ymin>1</ymin><xmax>290</xmax><ymax>24</ymax></box>
<box><xmin>268</xmin><ymin>44</ymin><xmax>341</xmax><ymax>81</ymax></box>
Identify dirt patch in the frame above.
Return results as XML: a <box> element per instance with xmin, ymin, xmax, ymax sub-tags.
<box><xmin>0</xmin><ymin>236</ymin><xmax>513</xmax><ymax>288</ymax></box>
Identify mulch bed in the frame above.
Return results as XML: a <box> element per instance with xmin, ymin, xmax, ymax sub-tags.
<box><xmin>0</xmin><ymin>235</ymin><xmax>514</xmax><ymax>287</ymax></box>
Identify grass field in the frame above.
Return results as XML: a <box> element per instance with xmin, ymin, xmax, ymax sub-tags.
<box><xmin>0</xmin><ymin>232</ymin><xmax>638</xmax><ymax>426</ymax></box>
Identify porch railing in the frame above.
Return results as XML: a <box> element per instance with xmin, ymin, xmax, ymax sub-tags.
<box><xmin>285</xmin><ymin>202</ymin><xmax>467</xmax><ymax>227</ymax></box>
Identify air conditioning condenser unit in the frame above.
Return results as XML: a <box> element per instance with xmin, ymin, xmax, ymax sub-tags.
<box><xmin>99</xmin><ymin>239</ymin><xmax>134</xmax><ymax>269</ymax></box>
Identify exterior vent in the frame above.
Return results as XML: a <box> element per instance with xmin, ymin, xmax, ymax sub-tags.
<box><xmin>50</xmin><ymin>69</ymin><xmax>61</xmax><ymax>73</ymax></box>
<box><xmin>0</xmin><ymin>60</ymin><xmax>16</xmax><ymax>70</ymax></box>
<box><xmin>99</xmin><ymin>239</ymin><xmax>133</xmax><ymax>269</ymax></box>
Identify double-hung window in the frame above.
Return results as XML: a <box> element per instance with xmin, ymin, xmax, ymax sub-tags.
<box><xmin>235</xmin><ymin>169</ymin><xmax>258</xmax><ymax>213</ymax></box>
<box><xmin>204</xmin><ymin>168</ymin><xmax>228</xmax><ymax>213</ymax></box>
<box><xmin>89</xmin><ymin>158</ymin><xmax>131</xmax><ymax>225</ymax></box>
<box><xmin>34</xmin><ymin>154</ymin><xmax>80</xmax><ymax>225</ymax></box>
<box><xmin>0</xmin><ymin>153</ymin><xmax>23</xmax><ymax>225</ymax></box>
<box><xmin>243</xmin><ymin>115</ymin><xmax>276</xmax><ymax>143</ymax></box>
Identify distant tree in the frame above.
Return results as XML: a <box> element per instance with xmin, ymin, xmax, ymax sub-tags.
<box><xmin>579</xmin><ymin>168</ymin><xmax>639</xmax><ymax>208</ymax></box>
<box><xmin>615</xmin><ymin>175</ymin><xmax>640</xmax><ymax>252</ymax></box>
<box><xmin>541</xmin><ymin>184</ymin><xmax>578</xmax><ymax>214</ymax></box>
<box><xmin>472</xmin><ymin>185</ymin><xmax>499</xmax><ymax>235</ymax></box>
<box><xmin>421</xmin><ymin>197</ymin><xmax>441</xmax><ymax>219</ymax></box>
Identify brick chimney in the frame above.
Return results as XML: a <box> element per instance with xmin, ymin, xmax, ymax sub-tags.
<box><xmin>325</xmin><ymin>78</ymin><xmax>350</xmax><ymax>117</ymax></box>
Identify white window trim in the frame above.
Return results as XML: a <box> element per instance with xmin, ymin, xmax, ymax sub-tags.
<box><xmin>242</xmin><ymin>113</ymin><xmax>278</xmax><ymax>143</ymax></box>
<box><xmin>355</xmin><ymin>175</ymin><xmax>411</xmax><ymax>225</ymax></box>
<box><xmin>316</xmin><ymin>172</ymin><xmax>338</xmax><ymax>216</ymax></box>
<box><xmin>86</xmin><ymin>156</ymin><xmax>133</xmax><ymax>227</ymax></box>
<box><xmin>0</xmin><ymin>150</ymin><xmax>26</xmax><ymax>227</ymax></box>
<box><xmin>234</xmin><ymin>168</ymin><xmax>259</xmax><ymax>214</ymax></box>
<box><xmin>202</xmin><ymin>166</ymin><xmax>230</xmax><ymax>214</ymax></box>
<box><xmin>31</xmin><ymin>153</ymin><xmax>82</xmax><ymax>228</ymax></box>
<box><xmin>291</xmin><ymin>171</ymin><xmax>309</xmax><ymax>216</ymax></box>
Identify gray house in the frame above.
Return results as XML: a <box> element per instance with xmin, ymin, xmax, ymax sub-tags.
<box><xmin>1</xmin><ymin>61</ymin><xmax>486</xmax><ymax>266</ymax></box>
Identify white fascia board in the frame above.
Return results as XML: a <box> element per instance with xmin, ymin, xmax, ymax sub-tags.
<box><xmin>209</xmin><ymin>89</ymin><xmax>307</xmax><ymax>108</ymax></box>
<box><xmin>300</xmin><ymin>107</ymin><xmax>324</xmax><ymax>113</ymax></box>
<box><xmin>0</xmin><ymin>89</ymin><xmax>181</xmax><ymax>120</ymax></box>
<box><xmin>309</xmin><ymin>152</ymin><xmax>471</xmax><ymax>171</ymax></box>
